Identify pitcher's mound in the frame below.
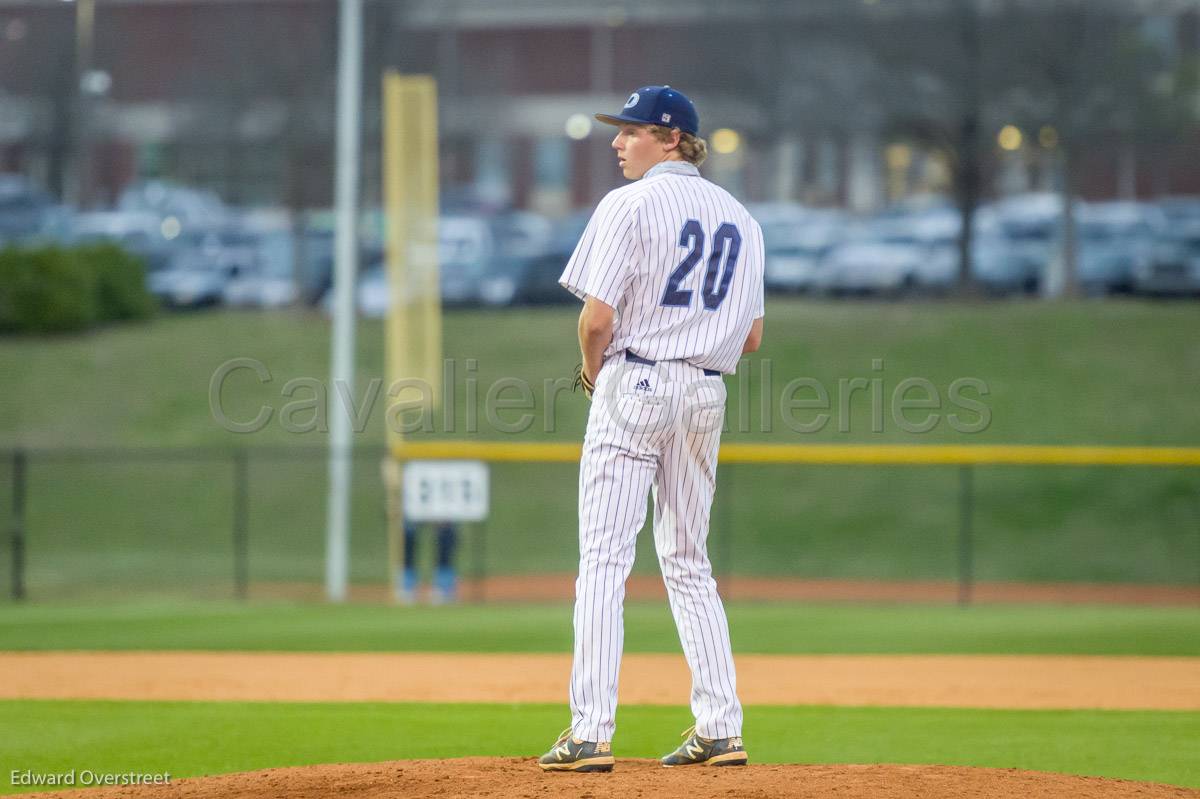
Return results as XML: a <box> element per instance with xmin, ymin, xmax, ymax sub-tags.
<box><xmin>29</xmin><ymin>758</ymin><xmax>1199</xmax><ymax>798</ymax></box>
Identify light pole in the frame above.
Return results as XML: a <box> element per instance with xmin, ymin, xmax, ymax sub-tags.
<box><xmin>68</xmin><ymin>0</ymin><xmax>97</xmax><ymax>208</ymax></box>
<box><xmin>326</xmin><ymin>0</ymin><xmax>363</xmax><ymax>602</ymax></box>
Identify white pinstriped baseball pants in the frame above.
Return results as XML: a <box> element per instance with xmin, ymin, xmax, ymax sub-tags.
<box><xmin>570</xmin><ymin>356</ymin><xmax>742</xmax><ymax>743</ymax></box>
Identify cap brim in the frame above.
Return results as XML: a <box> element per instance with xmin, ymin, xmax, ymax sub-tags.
<box><xmin>595</xmin><ymin>113</ymin><xmax>695</xmax><ymax>135</ymax></box>
<box><xmin>595</xmin><ymin>113</ymin><xmax>655</xmax><ymax>128</ymax></box>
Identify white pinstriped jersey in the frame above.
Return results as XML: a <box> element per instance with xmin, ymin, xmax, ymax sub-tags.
<box><xmin>560</xmin><ymin>159</ymin><xmax>751</xmax><ymax>745</ymax></box>
<box><xmin>559</xmin><ymin>161</ymin><xmax>765</xmax><ymax>375</ymax></box>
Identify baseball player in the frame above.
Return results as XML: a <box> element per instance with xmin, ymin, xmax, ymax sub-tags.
<box><xmin>539</xmin><ymin>85</ymin><xmax>764</xmax><ymax>773</ymax></box>
<box><xmin>399</xmin><ymin>521</ymin><xmax>458</xmax><ymax>604</ymax></box>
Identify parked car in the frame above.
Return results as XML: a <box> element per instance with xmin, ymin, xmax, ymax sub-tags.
<box><xmin>764</xmin><ymin>241</ymin><xmax>826</xmax><ymax>293</ymax></box>
<box><xmin>763</xmin><ymin>210</ymin><xmax>847</xmax><ymax>293</ymax></box>
<box><xmin>70</xmin><ymin>210</ymin><xmax>177</xmax><ymax>272</ymax></box>
<box><xmin>220</xmin><ymin>220</ymin><xmax>300</xmax><ymax>309</ymax></box>
<box><xmin>322</xmin><ymin>251</ymin><xmax>447</xmax><ymax>318</ymax></box>
<box><xmin>986</xmin><ymin>195</ymin><xmax>1058</xmax><ymax>292</ymax></box>
<box><xmin>968</xmin><ymin>232</ymin><xmax>1035</xmax><ymax>293</ymax></box>
<box><xmin>892</xmin><ymin>209</ymin><xmax>960</xmax><ymax>292</ymax></box>
<box><xmin>748</xmin><ymin>202</ymin><xmax>809</xmax><ymax>231</ymax></box>
<box><xmin>813</xmin><ymin>239</ymin><xmax>925</xmax><ymax>295</ymax></box>
<box><xmin>551</xmin><ymin>210</ymin><xmax>592</xmax><ymax>252</ymax></box>
<box><xmin>147</xmin><ymin>255</ymin><xmax>236</xmax><ymax>308</ymax></box>
<box><xmin>476</xmin><ymin>250</ymin><xmax>575</xmax><ymax>307</ymax></box>
<box><xmin>303</xmin><ymin>238</ymin><xmax>383</xmax><ymax>308</ymax></box>
<box><xmin>173</xmin><ymin>228</ymin><xmax>261</xmax><ymax>274</ymax></box>
<box><xmin>117</xmin><ymin>180</ymin><xmax>228</xmax><ymax>230</ymax></box>
<box><xmin>0</xmin><ymin>175</ymin><xmax>60</xmax><ymax>245</ymax></box>
<box><xmin>491</xmin><ymin>210</ymin><xmax>554</xmax><ymax>259</ymax></box>
<box><xmin>350</xmin><ymin>261</ymin><xmax>392</xmax><ymax>318</ymax></box>
<box><xmin>222</xmin><ymin>265</ymin><xmax>298</xmax><ymax>309</ymax></box>
<box><xmin>1076</xmin><ymin>202</ymin><xmax>1163</xmax><ymax>295</ymax></box>
<box><xmin>438</xmin><ymin>214</ymin><xmax>493</xmax><ymax>306</ymax></box>
<box><xmin>1135</xmin><ymin>220</ymin><xmax>1200</xmax><ymax>296</ymax></box>
<box><xmin>1157</xmin><ymin>196</ymin><xmax>1200</xmax><ymax>227</ymax></box>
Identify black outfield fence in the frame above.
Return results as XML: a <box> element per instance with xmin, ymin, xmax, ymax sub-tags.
<box><xmin>2</xmin><ymin>445</ymin><xmax>1199</xmax><ymax>604</ymax></box>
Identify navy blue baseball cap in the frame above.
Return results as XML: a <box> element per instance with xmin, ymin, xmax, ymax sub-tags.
<box><xmin>595</xmin><ymin>85</ymin><xmax>700</xmax><ymax>136</ymax></box>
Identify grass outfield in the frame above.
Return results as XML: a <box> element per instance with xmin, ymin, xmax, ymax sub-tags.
<box><xmin>1</xmin><ymin>601</ymin><xmax>1198</xmax><ymax>655</ymax></box>
<box><xmin>4</xmin><ymin>299</ymin><xmax>1199</xmax><ymax>448</ymax></box>
<box><xmin>1</xmin><ymin>701</ymin><xmax>1197</xmax><ymax>792</ymax></box>
<box><xmin>2</xmin><ymin>300</ymin><xmax>1199</xmax><ymax>591</ymax></box>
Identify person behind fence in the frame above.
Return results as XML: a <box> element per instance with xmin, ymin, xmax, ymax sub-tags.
<box><xmin>401</xmin><ymin>521</ymin><xmax>458</xmax><ymax>604</ymax></box>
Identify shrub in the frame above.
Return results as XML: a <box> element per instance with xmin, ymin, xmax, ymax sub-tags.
<box><xmin>75</xmin><ymin>243</ymin><xmax>155</xmax><ymax>322</ymax></box>
<box><xmin>0</xmin><ymin>243</ymin><xmax>155</xmax><ymax>334</ymax></box>
<box><xmin>0</xmin><ymin>245</ymin><xmax>97</xmax><ymax>333</ymax></box>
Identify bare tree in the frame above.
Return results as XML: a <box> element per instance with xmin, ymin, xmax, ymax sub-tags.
<box><xmin>847</xmin><ymin>0</ymin><xmax>1198</xmax><ymax>297</ymax></box>
<box><xmin>858</xmin><ymin>0</ymin><xmax>1007</xmax><ymax>294</ymax></box>
<box><xmin>994</xmin><ymin>0</ymin><xmax>1196</xmax><ymax>296</ymax></box>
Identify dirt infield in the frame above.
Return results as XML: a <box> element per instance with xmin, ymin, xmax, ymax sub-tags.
<box><xmin>7</xmin><ymin>651</ymin><xmax>1199</xmax><ymax>797</ymax></box>
<box><xmin>24</xmin><ymin>759</ymin><xmax>1200</xmax><ymax>799</ymax></box>
<box><xmin>2</xmin><ymin>652</ymin><xmax>1197</xmax><ymax>709</ymax></box>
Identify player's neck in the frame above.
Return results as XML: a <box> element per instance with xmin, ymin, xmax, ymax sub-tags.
<box><xmin>638</xmin><ymin>154</ymin><xmax>689</xmax><ymax>180</ymax></box>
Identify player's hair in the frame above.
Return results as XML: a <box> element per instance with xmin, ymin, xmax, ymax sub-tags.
<box><xmin>648</xmin><ymin>125</ymin><xmax>708</xmax><ymax>166</ymax></box>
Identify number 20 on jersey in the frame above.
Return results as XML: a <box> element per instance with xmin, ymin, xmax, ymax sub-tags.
<box><xmin>660</xmin><ymin>220</ymin><xmax>742</xmax><ymax>311</ymax></box>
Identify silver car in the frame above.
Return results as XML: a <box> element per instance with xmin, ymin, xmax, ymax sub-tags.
<box><xmin>1135</xmin><ymin>221</ymin><xmax>1200</xmax><ymax>296</ymax></box>
<box><xmin>147</xmin><ymin>259</ymin><xmax>232</xmax><ymax>308</ymax></box>
<box><xmin>70</xmin><ymin>210</ymin><xmax>177</xmax><ymax>272</ymax></box>
<box><xmin>813</xmin><ymin>238</ymin><xmax>925</xmax><ymax>295</ymax></box>
<box><xmin>1077</xmin><ymin>202</ymin><xmax>1163</xmax><ymax>295</ymax></box>
<box><xmin>763</xmin><ymin>211</ymin><xmax>846</xmax><ymax>293</ymax></box>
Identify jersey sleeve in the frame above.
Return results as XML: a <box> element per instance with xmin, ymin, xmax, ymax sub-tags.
<box><xmin>559</xmin><ymin>192</ymin><xmax>642</xmax><ymax>307</ymax></box>
<box><xmin>752</xmin><ymin>219</ymin><xmax>766</xmax><ymax>318</ymax></box>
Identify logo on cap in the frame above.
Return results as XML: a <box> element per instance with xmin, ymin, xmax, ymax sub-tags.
<box><xmin>624</xmin><ymin>93</ymin><xmax>640</xmax><ymax>109</ymax></box>
<box><xmin>661</xmin><ymin>113</ymin><xmax>671</xmax><ymax>123</ymax></box>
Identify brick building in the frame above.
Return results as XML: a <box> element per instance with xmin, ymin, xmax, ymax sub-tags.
<box><xmin>0</xmin><ymin>0</ymin><xmax>1197</xmax><ymax>213</ymax></box>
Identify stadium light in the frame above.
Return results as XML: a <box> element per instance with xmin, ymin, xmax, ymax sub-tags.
<box><xmin>565</xmin><ymin>113</ymin><xmax>592</xmax><ymax>140</ymax></box>
<box><xmin>160</xmin><ymin>216</ymin><xmax>181</xmax><ymax>241</ymax></box>
<box><xmin>997</xmin><ymin>125</ymin><xmax>1023</xmax><ymax>151</ymax></box>
<box><xmin>711</xmin><ymin>128</ymin><xmax>741</xmax><ymax>155</ymax></box>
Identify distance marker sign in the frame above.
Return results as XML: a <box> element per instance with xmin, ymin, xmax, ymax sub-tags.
<box><xmin>402</xmin><ymin>460</ymin><xmax>489</xmax><ymax>522</ymax></box>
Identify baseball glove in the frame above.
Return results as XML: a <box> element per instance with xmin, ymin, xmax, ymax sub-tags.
<box><xmin>572</xmin><ymin>363</ymin><xmax>595</xmax><ymax>399</ymax></box>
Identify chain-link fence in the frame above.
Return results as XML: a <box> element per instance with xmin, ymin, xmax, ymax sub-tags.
<box><xmin>2</xmin><ymin>447</ymin><xmax>1198</xmax><ymax>603</ymax></box>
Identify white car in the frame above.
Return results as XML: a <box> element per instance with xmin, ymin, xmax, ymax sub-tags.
<box><xmin>320</xmin><ymin>260</ymin><xmax>427</xmax><ymax>318</ymax></box>
<box><xmin>1077</xmin><ymin>201</ymin><xmax>1164</xmax><ymax>295</ymax></box>
<box><xmin>71</xmin><ymin>210</ymin><xmax>177</xmax><ymax>271</ymax></box>
<box><xmin>147</xmin><ymin>261</ymin><xmax>231</xmax><ymax>308</ymax></box>
<box><xmin>222</xmin><ymin>269</ymin><xmax>298</xmax><ymax>309</ymax></box>
<box><xmin>0</xmin><ymin>174</ymin><xmax>62</xmax><ymax>245</ymax></box>
<box><xmin>867</xmin><ymin>207</ymin><xmax>962</xmax><ymax>291</ymax></box>
<box><xmin>1134</xmin><ymin>220</ymin><xmax>1200</xmax><ymax>296</ymax></box>
<box><xmin>763</xmin><ymin>211</ymin><xmax>847</xmax><ymax>292</ymax></box>
<box><xmin>748</xmin><ymin>202</ymin><xmax>809</xmax><ymax>234</ymax></box>
<box><xmin>814</xmin><ymin>239</ymin><xmax>925</xmax><ymax>294</ymax></box>
<box><xmin>117</xmin><ymin>180</ymin><xmax>228</xmax><ymax>230</ymax></box>
<box><xmin>765</xmin><ymin>244</ymin><xmax>825</xmax><ymax>292</ymax></box>
<box><xmin>438</xmin><ymin>215</ymin><xmax>493</xmax><ymax>306</ymax></box>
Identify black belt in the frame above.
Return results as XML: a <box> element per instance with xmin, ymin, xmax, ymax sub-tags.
<box><xmin>625</xmin><ymin>350</ymin><xmax>720</xmax><ymax>377</ymax></box>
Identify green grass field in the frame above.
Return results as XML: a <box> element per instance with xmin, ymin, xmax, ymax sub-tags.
<box><xmin>2</xmin><ymin>600</ymin><xmax>1199</xmax><ymax>655</ymax></box>
<box><xmin>3</xmin><ymin>701</ymin><xmax>1196</xmax><ymax>792</ymax></box>
<box><xmin>0</xmin><ymin>601</ymin><xmax>1198</xmax><ymax>792</ymax></box>
<box><xmin>1</xmin><ymin>300</ymin><xmax>1198</xmax><ymax>596</ymax></box>
<box><xmin>4</xmin><ymin>299</ymin><xmax>1200</xmax><ymax>448</ymax></box>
